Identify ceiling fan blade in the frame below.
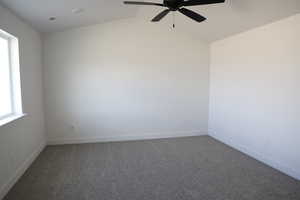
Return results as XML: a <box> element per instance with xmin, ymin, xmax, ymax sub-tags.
<box><xmin>151</xmin><ymin>9</ymin><xmax>170</xmax><ymax>22</ymax></box>
<box><xmin>179</xmin><ymin>8</ymin><xmax>206</xmax><ymax>22</ymax></box>
<box><xmin>124</xmin><ymin>1</ymin><xmax>164</xmax><ymax>6</ymax></box>
<box><xmin>181</xmin><ymin>0</ymin><xmax>225</xmax><ymax>7</ymax></box>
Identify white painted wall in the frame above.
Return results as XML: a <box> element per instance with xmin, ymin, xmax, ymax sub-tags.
<box><xmin>43</xmin><ymin>19</ymin><xmax>210</xmax><ymax>144</ymax></box>
<box><xmin>209</xmin><ymin>14</ymin><xmax>300</xmax><ymax>180</ymax></box>
<box><xmin>0</xmin><ymin>4</ymin><xmax>46</xmax><ymax>199</ymax></box>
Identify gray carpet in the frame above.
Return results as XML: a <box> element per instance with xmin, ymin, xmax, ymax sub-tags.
<box><xmin>4</xmin><ymin>136</ymin><xmax>300</xmax><ymax>200</ymax></box>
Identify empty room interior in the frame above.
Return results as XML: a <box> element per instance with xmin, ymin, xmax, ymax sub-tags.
<box><xmin>0</xmin><ymin>0</ymin><xmax>300</xmax><ymax>199</ymax></box>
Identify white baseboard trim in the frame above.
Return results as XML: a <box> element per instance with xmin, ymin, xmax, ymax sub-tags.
<box><xmin>209</xmin><ymin>133</ymin><xmax>300</xmax><ymax>181</ymax></box>
<box><xmin>47</xmin><ymin>131</ymin><xmax>207</xmax><ymax>145</ymax></box>
<box><xmin>0</xmin><ymin>142</ymin><xmax>46</xmax><ymax>200</ymax></box>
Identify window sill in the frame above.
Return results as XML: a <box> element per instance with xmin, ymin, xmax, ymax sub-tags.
<box><xmin>0</xmin><ymin>114</ymin><xmax>27</xmax><ymax>127</ymax></box>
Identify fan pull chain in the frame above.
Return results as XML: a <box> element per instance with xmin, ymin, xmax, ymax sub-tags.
<box><xmin>172</xmin><ymin>11</ymin><xmax>175</xmax><ymax>28</ymax></box>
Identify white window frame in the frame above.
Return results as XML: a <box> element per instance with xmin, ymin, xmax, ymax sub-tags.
<box><xmin>0</xmin><ymin>29</ymin><xmax>25</xmax><ymax>126</ymax></box>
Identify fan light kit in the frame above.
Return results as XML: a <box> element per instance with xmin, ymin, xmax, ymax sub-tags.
<box><xmin>124</xmin><ymin>0</ymin><xmax>225</xmax><ymax>28</ymax></box>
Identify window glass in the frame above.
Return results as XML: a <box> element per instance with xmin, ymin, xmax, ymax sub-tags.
<box><xmin>0</xmin><ymin>36</ymin><xmax>13</xmax><ymax>118</ymax></box>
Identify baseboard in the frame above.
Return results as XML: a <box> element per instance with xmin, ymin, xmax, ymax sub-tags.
<box><xmin>47</xmin><ymin>131</ymin><xmax>207</xmax><ymax>145</ymax></box>
<box><xmin>209</xmin><ymin>133</ymin><xmax>300</xmax><ymax>181</ymax></box>
<box><xmin>0</xmin><ymin>142</ymin><xmax>46</xmax><ymax>200</ymax></box>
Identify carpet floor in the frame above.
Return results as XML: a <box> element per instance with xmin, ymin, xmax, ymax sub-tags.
<box><xmin>4</xmin><ymin>136</ymin><xmax>300</xmax><ymax>200</ymax></box>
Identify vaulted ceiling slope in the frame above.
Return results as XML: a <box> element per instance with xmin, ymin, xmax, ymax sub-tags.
<box><xmin>1</xmin><ymin>0</ymin><xmax>300</xmax><ymax>42</ymax></box>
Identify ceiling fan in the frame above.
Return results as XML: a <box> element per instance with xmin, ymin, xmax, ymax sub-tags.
<box><xmin>123</xmin><ymin>0</ymin><xmax>225</xmax><ymax>24</ymax></box>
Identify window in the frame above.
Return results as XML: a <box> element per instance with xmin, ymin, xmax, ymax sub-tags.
<box><xmin>0</xmin><ymin>29</ymin><xmax>24</xmax><ymax>126</ymax></box>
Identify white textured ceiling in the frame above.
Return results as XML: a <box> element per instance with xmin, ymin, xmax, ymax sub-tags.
<box><xmin>1</xmin><ymin>0</ymin><xmax>300</xmax><ymax>42</ymax></box>
<box><xmin>136</xmin><ymin>0</ymin><xmax>300</xmax><ymax>42</ymax></box>
<box><xmin>0</xmin><ymin>0</ymin><xmax>138</xmax><ymax>33</ymax></box>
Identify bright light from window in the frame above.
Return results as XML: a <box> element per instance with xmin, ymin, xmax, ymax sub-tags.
<box><xmin>0</xmin><ymin>36</ymin><xmax>13</xmax><ymax>118</ymax></box>
<box><xmin>0</xmin><ymin>29</ymin><xmax>23</xmax><ymax>125</ymax></box>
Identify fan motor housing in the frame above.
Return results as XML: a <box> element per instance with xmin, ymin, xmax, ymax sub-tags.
<box><xmin>164</xmin><ymin>0</ymin><xmax>184</xmax><ymax>11</ymax></box>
